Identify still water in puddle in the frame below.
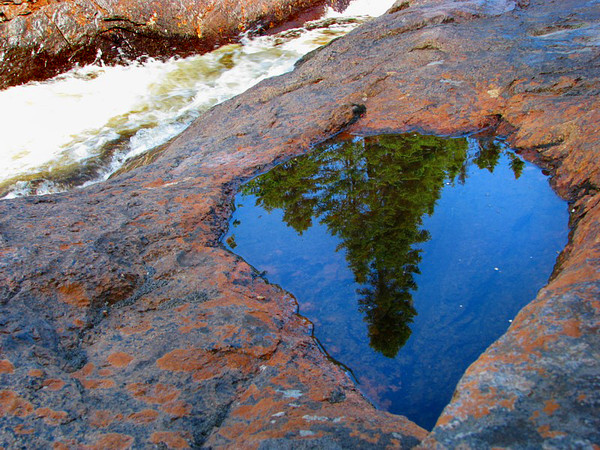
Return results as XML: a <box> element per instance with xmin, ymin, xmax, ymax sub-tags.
<box><xmin>223</xmin><ymin>133</ymin><xmax>568</xmax><ymax>430</ymax></box>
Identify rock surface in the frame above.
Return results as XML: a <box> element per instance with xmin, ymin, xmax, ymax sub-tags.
<box><xmin>1</xmin><ymin>0</ymin><xmax>599</xmax><ymax>448</ymax></box>
<box><xmin>0</xmin><ymin>0</ymin><xmax>337</xmax><ymax>89</ymax></box>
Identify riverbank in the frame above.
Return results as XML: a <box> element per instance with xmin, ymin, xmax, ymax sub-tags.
<box><xmin>0</xmin><ymin>0</ymin><xmax>598</xmax><ymax>447</ymax></box>
<box><xmin>0</xmin><ymin>0</ymin><xmax>341</xmax><ymax>89</ymax></box>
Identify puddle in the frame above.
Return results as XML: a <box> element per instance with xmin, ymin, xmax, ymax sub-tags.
<box><xmin>223</xmin><ymin>133</ymin><xmax>568</xmax><ymax>430</ymax></box>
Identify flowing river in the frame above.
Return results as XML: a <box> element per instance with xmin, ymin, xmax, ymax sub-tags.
<box><xmin>0</xmin><ymin>0</ymin><xmax>396</xmax><ymax>198</ymax></box>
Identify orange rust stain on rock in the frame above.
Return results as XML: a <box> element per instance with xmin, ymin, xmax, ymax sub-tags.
<box><xmin>435</xmin><ymin>413</ymin><xmax>453</xmax><ymax>427</ymax></box>
<box><xmin>28</xmin><ymin>369</ymin><xmax>44</xmax><ymax>377</ymax></box>
<box><xmin>180</xmin><ymin>316</ymin><xmax>191</xmax><ymax>325</ymax></box>
<box><xmin>561</xmin><ymin>319</ymin><xmax>582</xmax><ymax>338</ymax></box>
<box><xmin>98</xmin><ymin>369</ymin><xmax>113</xmax><ymax>377</ymax></box>
<box><xmin>42</xmin><ymin>379</ymin><xmax>65</xmax><ymax>391</ymax></box>
<box><xmin>161</xmin><ymin>400</ymin><xmax>192</xmax><ymax>417</ymax></box>
<box><xmin>150</xmin><ymin>431</ymin><xmax>190</xmax><ymax>449</ymax></box>
<box><xmin>144</xmin><ymin>178</ymin><xmax>166</xmax><ymax>188</ymax></box>
<box><xmin>215</xmin><ymin>421</ymin><xmax>254</xmax><ymax>441</ymax></box>
<box><xmin>120</xmin><ymin>321</ymin><xmax>152</xmax><ymax>335</ymax></box>
<box><xmin>0</xmin><ymin>360</ymin><xmax>14</xmax><ymax>374</ymax></box>
<box><xmin>107</xmin><ymin>352</ymin><xmax>134</xmax><ymax>368</ymax></box>
<box><xmin>90</xmin><ymin>410</ymin><xmax>123</xmax><ymax>428</ymax></box>
<box><xmin>467</xmin><ymin>352</ymin><xmax>503</xmax><ymax>373</ymax></box>
<box><xmin>14</xmin><ymin>424</ymin><xmax>34</xmax><ymax>435</ymax></box>
<box><xmin>512</xmin><ymin>324</ymin><xmax>556</xmax><ymax>355</ymax></box>
<box><xmin>15</xmin><ymin>425</ymin><xmax>35</xmax><ymax>434</ymax></box>
<box><xmin>59</xmin><ymin>242</ymin><xmax>83</xmax><ymax>251</ymax></box>
<box><xmin>550</xmin><ymin>264</ymin><xmax>600</xmax><ymax>290</ymax></box>
<box><xmin>126</xmin><ymin>383</ymin><xmax>180</xmax><ymax>404</ymax></box>
<box><xmin>232</xmin><ymin>396</ymin><xmax>286</xmax><ymax>420</ymax></box>
<box><xmin>237</xmin><ymin>383</ymin><xmax>261</xmax><ymax>403</ymax></box>
<box><xmin>0</xmin><ymin>248</ymin><xmax>14</xmax><ymax>257</ymax></box>
<box><xmin>82</xmin><ymin>379</ymin><xmax>116</xmax><ymax>389</ymax></box>
<box><xmin>0</xmin><ymin>390</ymin><xmax>33</xmax><ymax>418</ymax></box>
<box><xmin>53</xmin><ymin>443</ymin><xmax>73</xmax><ymax>450</ymax></box>
<box><xmin>73</xmin><ymin>362</ymin><xmax>95</xmax><ymax>379</ymax></box>
<box><xmin>212</xmin><ymin>324</ymin><xmax>240</xmax><ymax>342</ymax></box>
<box><xmin>197</xmin><ymin>352</ymin><xmax>256</xmax><ymax>382</ymax></box>
<box><xmin>35</xmin><ymin>407</ymin><xmax>68</xmax><ymax>425</ymax></box>
<box><xmin>57</xmin><ymin>283</ymin><xmax>91</xmax><ymax>308</ymax></box>
<box><xmin>498</xmin><ymin>396</ymin><xmax>517</xmax><ymax>411</ymax></box>
<box><xmin>175</xmin><ymin>304</ymin><xmax>190</xmax><ymax>312</ymax></box>
<box><xmin>349</xmin><ymin>430</ymin><xmax>379</xmax><ymax>444</ymax></box>
<box><xmin>179</xmin><ymin>320</ymin><xmax>208</xmax><ymax>334</ymax></box>
<box><xmin>444</xmin><ymin>384</ymin><xmax>518</xmax><ymax>421</ymax></box>
<box><xmin>156</xmin><ymin>348</ymin><xmax>206</xmax><ymax>372</ymax></box>
<box><xmin>72</xmin><ymin>318</ymin><xmax>86</xmax><ymax>328</ymax></box>
<box><xmin>127</xmin><ymin>409</ymin><xmax>159</xmax><ymax>424</ymax></box>
<box><xmin>537</xmin><ymin>424</ymin><xmax>567</xmax><ymax>439</ymax></box>
<box><xmin>85</xmin><ymin>433</ymin><xmax>135</xmax><ymax>450</ymax></box>
<box><xmin>543</xmin><ymin>399</ymin><xmax>560</xmax><ymax>415</ymax></box>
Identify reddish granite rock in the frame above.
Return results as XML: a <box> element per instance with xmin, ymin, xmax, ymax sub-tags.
<box><xmin>1</xmin><ymin>0</ymin><xmax>599</xmax><ymax>447</ymax></box>
<box><xmin>0</xmin><ymin>0</ymin><xmax>335</xmax><ymax>89</ymax></box>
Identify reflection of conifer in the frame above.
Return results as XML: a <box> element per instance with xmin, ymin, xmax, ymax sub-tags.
<box><xmin>473</xmin><ymin>138</ymin><xmax>502</xmax><ymax>173</ymax></box>
<box><xmin>469</xmin><ymin>137</ymin><xmax>524</xmax><ymax>178</ymax></box>
<box><xmin>242</xmin><ymin>134</ymin><xmax>522</xmax><ymax>358</ymax></box>
<box><xmin>358</xmin><ymin>267</ymin><xmax>416</xmax><ymax>358</ymax></box>
<box><xmin>508</xmin><ymin>152</ymin><xmax>525</xmax><ymax>179</ymax></box>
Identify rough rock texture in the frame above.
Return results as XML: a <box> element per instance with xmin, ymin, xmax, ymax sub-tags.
<box><xmin>1</xmin><ymin>0</ymin><xmax>600</xmax><ymax>448</ymax></box>
<box><xmin>0</xmin><ymin>0</ymin><xmax>338</xmax><ymax>89</ymax></box>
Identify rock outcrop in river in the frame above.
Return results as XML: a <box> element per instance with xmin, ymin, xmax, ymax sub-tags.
<box><xmin>1</xmin><ymin>0</ymin><xmax>599</xmax><ymax>447</ymax></box>
<box><xmin>0</xmin><ymin>0</ymin><xmax>339</xmax><ymax>89</ymax></box>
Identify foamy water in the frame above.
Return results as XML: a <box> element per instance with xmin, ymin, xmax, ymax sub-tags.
<box><xmin>0</xmin><ymin>0</ymin><xmax>397</xmax><ymax>197</ymax></box>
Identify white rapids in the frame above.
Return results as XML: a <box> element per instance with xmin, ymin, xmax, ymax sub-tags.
<box><xmin>0</xmin><ymin>0</ymin><xmax>397</xmax><ymax>198</ymax></box>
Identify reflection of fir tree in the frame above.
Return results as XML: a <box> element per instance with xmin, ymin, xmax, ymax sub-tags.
<box><xmin>242</xmin><ymin>134</ymin><xmax>520</xmax><ymax>358</ymax></box>
<box><xmin>474</xmin><ymin>137</ymin><xmax>524</xmax><ymax>178</ymax></box>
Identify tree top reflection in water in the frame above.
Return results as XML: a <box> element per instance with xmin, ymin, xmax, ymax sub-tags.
<box><xmin>240</xmin><ymin>134</ymin><xmax>523</xmax><ymax>358</ymax></box>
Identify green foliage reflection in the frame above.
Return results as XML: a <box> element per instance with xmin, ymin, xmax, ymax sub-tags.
<box><xmin>241</xmin><ymin>134</ymin><xmax>520</xmax><ymax>358</ymax></box>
